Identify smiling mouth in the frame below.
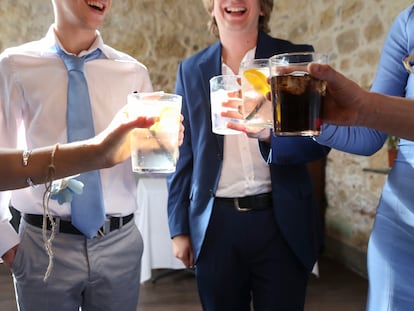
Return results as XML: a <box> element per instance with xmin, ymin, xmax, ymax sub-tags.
<box><xmin>225</xmin><ymin>7</ymin><xmax>247</xmax><ymax>14</ymax></box>
<box><xmin>87</xmin><ymin>1</ymin><xmax>104</xmax><ymax>11</ymax></box>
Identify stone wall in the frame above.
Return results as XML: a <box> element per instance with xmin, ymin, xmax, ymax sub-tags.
<box><xmin>1</xmin><ymin>0</ymin><xmax>413</xmax><ymax>275</ymax></box>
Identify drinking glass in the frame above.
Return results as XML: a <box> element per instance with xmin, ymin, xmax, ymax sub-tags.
<box><xmin>128</xmin><ymin>92</ymin><xmax>182</xmax><ymax>175</ymax></box>
<box><xmin>209</xmin><ymin>75</ymin><xmax>243</xmax><ymax>135</ymax></box>
<box><xmin>269</xmin><ymin>52</ymin><xmax>328</xmax><ymax>136</ymax></box>
<box><xmin>239</xmin><ymin>58</ymin><xmax>273</xmax><ymax>128</ymax></box>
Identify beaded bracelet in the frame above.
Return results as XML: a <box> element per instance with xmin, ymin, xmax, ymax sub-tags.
<box><xmin>42</xmin><ymin>143</ymin><xmax>59</xmax><ymax>282</ymax></box>
<box><xmin>47</xmin><ymin>143</ymin><xmax>58</xmax><ymax>183</ymax></box>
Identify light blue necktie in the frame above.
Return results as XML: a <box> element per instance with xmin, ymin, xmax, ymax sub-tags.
<box><xmin>57</xmin><ymin>47</ymin><xmax>105</xmax><ymax>239</ymax></box>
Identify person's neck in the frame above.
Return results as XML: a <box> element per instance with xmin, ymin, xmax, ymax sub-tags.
<box><xmin>220</xmin><ymin>30</ymin><xmax>258</xmax><ymax>74</ymax></box>
<box><xmin>54</xmin><ymin>25</ymin><xmax>97</xmax><ymax>55</ymax></box>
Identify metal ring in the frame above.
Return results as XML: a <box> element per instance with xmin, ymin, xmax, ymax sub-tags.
<box><xmin>402</xmin><ymin>53</ymin><xmax>414</xmax><ymax>74</ymax></box>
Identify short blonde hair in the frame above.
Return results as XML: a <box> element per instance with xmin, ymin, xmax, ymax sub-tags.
<box><xmin>202</xmin><ymin>0</ymin><xmax>273</xmax><ymax>37</ymax></box>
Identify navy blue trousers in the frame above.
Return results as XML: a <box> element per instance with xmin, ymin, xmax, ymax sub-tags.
<box><xmin>195</xmin><ymin>201</ymin><xmax>308</xmax><ymax>311</ymax></box>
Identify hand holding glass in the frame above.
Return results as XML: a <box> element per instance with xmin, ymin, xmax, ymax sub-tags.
<box><xmin>209</xmin><ymin>75</ymin><xmax>243</xmax><ymax>135</ymax></box>
<box><xmin>269</xmin><ymin>52</ymin><xmax>328</xmax><ymax>136</ymax></box>
<box><xmin>128</xmin><ymin>92</ymin><xmax>182</xmax><ymax>175</ymax></box>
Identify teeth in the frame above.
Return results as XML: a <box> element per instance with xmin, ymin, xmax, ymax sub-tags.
<box><xmin>226</xmin><ymin>8</ymin><xmax>246</xmax><ymax>13</ymax></box>
<box><xmin>87</xmin><ymin>1</ymin><xmax>104</xmax><ymax>10</ymax></box>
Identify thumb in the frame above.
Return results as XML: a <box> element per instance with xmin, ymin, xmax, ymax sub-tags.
<box><xmin>308</xmin><ymin>63</ymin><xmax>350</xmax><ymax>87</ymax></box>
<box><xmin>307</xmin><ymin>63</ymin><xmax>332</xmax><ymax>81</ymax></box>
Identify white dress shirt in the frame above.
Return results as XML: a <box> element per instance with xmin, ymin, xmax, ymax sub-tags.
<box><xmin>215</xmin><ymin>49</ymin><xmax>271</xmax><ymax>198</ymax></box>
<box><xmin>0</xmin><ymin>25</ymin><xmax>153</xmax><ymax>257</ymax></box>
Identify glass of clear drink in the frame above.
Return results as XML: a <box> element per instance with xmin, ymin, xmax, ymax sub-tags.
<box><xmin>239</xmin><ymin>58</ymin><xmax>273</xmax><ymax>128</ymax></box>
<box><xmin>209</xmin><ymin>75</ymin><xmax>243</xmax><ymax>135</ymax></box>
<box><xmin>128</xmin><ymin>92</ymin><xmax>182</xmax><ymax>175</ymax></box>
<box><xmin>269</xmin><ymin>52</ymin><xmax>328</xmax><ymax>136</ymax></box>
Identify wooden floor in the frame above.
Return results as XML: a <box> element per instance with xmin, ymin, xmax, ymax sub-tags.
<box><xmin>0</xmin><ymin>255</ymin><xmax>368</xmax><ymax>310</ymax></box>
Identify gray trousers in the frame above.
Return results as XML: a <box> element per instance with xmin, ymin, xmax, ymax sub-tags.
<box><xmin>12</xmin><ymin>218</ymin><xmax>143</xmax><ymax>311</ymax></box>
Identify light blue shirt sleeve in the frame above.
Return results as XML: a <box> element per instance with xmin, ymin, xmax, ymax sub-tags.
<box><xmin>315</xmin><ymin>124</ymin><xmax>386</xmax><ymax>156</ymax></box>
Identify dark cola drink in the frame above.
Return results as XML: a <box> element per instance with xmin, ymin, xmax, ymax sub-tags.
<box><xmin>271</xmin><ymin>72</ymin><xmax>325</xmax><ymax>136</ymax></box>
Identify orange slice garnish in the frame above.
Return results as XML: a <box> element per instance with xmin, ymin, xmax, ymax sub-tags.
<box><xmin>243</xmin><ymin>69</ymin><xmax>270</xmax><ymax>96</ymax></box>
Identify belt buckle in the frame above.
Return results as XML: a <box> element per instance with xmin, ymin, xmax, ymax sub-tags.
<box><xmin>234</xmin><ymin>198</ymin><xmax>252</xmax><ymax>212</ymax></box>
<box><xmin>98</xmin><ymin>218</ymin><xmax>111</xmax><ymax>237</ymax></box>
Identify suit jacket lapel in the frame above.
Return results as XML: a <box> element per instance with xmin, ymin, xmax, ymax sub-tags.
<box><xmin>255</xmin><ymin>31</ymin><xmax>291</xmax><ymax>59</ymax></box>
<box><xmin>198</xmin><ymin>42</ymin><xmax>225</xmax><ymax>152</ymax></box>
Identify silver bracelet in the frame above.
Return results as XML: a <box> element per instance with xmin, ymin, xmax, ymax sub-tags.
<box><xmin>22</xmin><ymin>149</ymin><xmax>32</xmax><ymax>166</ymax></box>
<box><xmin>22</xmin><ymin>149</ymin><xmax>37</xmax><ymax>187</ymax></box>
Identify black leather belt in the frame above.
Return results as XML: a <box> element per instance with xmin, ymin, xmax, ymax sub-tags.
<box><xmin>215</xmin><ymin>192</ymin><xmax>272</xmax><ymax>212</ymax></box>
<box><xmin>23</xmin><ymin>213</ymin><xmax>134</xmax><ymax>236</ymax></box>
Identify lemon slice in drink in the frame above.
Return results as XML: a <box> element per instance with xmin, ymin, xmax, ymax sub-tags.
<box><xmin>150</xmin><ymin>106</ymin><xmax>179</xmax><ymax>131</ymax></box>
<box><xmin>243</xmin><ymin>69</ymin><xmax>271</xmax><ymax>96</ymax></box>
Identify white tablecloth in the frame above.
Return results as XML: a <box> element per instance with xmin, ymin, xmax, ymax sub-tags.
<box><xmin>135</xmin><ymin>177</ymin><xmax>185</xmax><ymax>283</ymax></box>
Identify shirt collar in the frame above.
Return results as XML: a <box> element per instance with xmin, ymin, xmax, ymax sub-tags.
<box><xmin>46</xmin><ymin>24</ymin><xmax>105</xmax><ymax>57</ymax></box>
<box><xmin>222</xmin><ymin>47</ymin><xmax>257</xmax><ymax>75</ymax></box>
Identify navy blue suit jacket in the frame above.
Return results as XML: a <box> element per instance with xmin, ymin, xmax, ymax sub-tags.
<box><xmin>167</xmin><ymin>31</ymin><xmax>331</xmax><ymax>271</ymax></box>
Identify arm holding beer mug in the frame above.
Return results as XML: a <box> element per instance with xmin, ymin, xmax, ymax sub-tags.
<box><xmin>308</xmin><ymin>63</ymin><xmax>414</xmax><ymax>141</ymax></box>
